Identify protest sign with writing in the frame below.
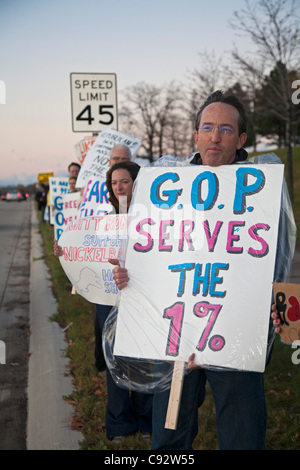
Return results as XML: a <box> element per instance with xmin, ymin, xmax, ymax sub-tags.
<box><xmin>79</xmin><ymin>176</ymin><xmax>112</xmax><ymax>218</ymax></box>
<box><xmin>58</xmin><ymin>214</ymin><xmax>127</xmax><ymax>305</ymax></box>
<box><xmin>273</xmin><ymin>282</ymin><xmax>300</xmax><ymax>345</ymax></box>
<box><xmin>76</xmin><ymin>129</ymin><xmax>141</xmax><ymax>187</ymax></box>
<box><xmin>49</xmin><ymin>177</ymin><xmax>70</xmax><ymax>225</ymax></box>
<box><xmin>53</xmin><ymin>191</ymin><xmax>81</xmax><ymax>241</ymax></box>
<box><xmin>75</xmin><ymin>136</ymin><xmax>97</xmax><ymax>164</ymax></box>
<box><xmin>113</xmin><ymin>164</ymin><xmax>284</xmax><ymax>373</ymax></box>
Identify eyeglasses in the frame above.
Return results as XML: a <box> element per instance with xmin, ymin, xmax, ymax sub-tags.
<box><xmin>199</xmin><ymin>124</ymin><xmax>235</xmax><ymax>137</ymax></box>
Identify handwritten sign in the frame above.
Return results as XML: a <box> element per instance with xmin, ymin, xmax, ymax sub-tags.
<box><xmin>75</xmin><ymin>136</ymin><xmax>96</xmax><ymax>164</ymax></box>
<box><xmin>113</xmin><ymin>164</ymin><xmax>284</xmax><ymax>373</ymax></box>
<box><xmin>49</xmin><ymin>177</ymin><xmax>70</xmax><ymax>226</ymax></box>
<box><xmin>79</xmin><ymin>176</ymin><xmax>112</xmax><ymax>218</ymax></box>
<box><xmin>53</xmin><ymin>191</ymin><xmax>81</xmax><ymax>240</ymax></box>
<box><xmin>273</xmin><ymin>283</ymin><xmax>300</xmax><ymax>344</ymax></box>
<box><xmin>76</xmin><ymin>129</ymin><xmax>141</xmax><ymax>187</ymax></box>
<box><xmin>58</xmin><ymin>214</ymin><xmax>127</xmax><ymax>305</ymax></box>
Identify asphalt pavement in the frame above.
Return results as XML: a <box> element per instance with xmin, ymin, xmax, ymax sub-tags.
<box><xmin>0</xmin><ymin>199</ymin><xmax>31</xmax><ymax>449</ymax></box>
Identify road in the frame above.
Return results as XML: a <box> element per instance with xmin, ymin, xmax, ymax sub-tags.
<box><xmin>0</xmin><ymin>198</ymin><xmax>31</xmax><ymax>449</ymax></box>
<box><xmin>0</xmin><ymin>200</ymin><xmax>83</xmax><ymax>450</ymax></box>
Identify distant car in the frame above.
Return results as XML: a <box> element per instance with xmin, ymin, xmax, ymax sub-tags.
<box><xmin>1</xmin><ymin>194</ymin><xmax>6</xmax><ymax>201</ymax></box>
<box><xmin>6</xmin><ymin>190</ymin><xmax>23</xmax><ymax>201</ymax></box>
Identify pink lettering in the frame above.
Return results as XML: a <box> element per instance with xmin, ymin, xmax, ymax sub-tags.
<box><xmin>203</xmin><ymin>220</ymin><xmax>223</xmax><ymax>252</ymax></box>
<box><xmin>159</xmin><ymin>220</ymin><xmax>174</xmax><ymax>252</ymax></box>
<box><xmin>226</xmin><ymin>221</ymin><xmax>245</xmax><ymax>253</ymax></box>
<box><xmin>133</xmin><ymin>218</ymin><xmax>155</xmax><ymax>252</ymax></box>
<box><xmin>178</xmin><ymin>220</ymin><xmax>194</xmax><ymax>252</ymax></box>
<box><xmin>248</xmin><ymin>223</ymin><xmax>270</xmax><ymax>257</ymax></box>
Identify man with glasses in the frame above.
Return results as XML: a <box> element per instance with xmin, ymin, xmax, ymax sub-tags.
<box><xmin>112</xmin><ymin>90</ymin><xmax>287</xmax><ymax>450</ymax></box>
<box><xmin>191</xmin><ymin>89</ymin><xmax>248</xmax><ymax>167</ymax></box>
<box><xmin>149</xmin><ymin>91</ymin><xmax>268</xmax><ymax>450</ymax></box>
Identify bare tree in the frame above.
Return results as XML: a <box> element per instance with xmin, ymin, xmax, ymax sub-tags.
<box><xmin>229</xmin><ymin>0</ymin><xmax>300</xmax><ymax>201</ymax></box>
<box><xmin>190</xmin><ymin>50</ymin><xmax>226</xmax><ymax>98</ymax></box>
<box><xmin>156</xmin><ymin>82</ymin><xmax>183</xmax><ymax>157</ymax></box>
<box><xmin>125</xmin><ymin>82</ymin><xmax>161</xmax><ymax>161</ymax></box>
<box><xmin>185</xmin><ymin>50</ymin><xmax>229</xmax><ymax>153</ymax></box>
<box><xmin>121</xmin><ymin>82</ymin><xmax>183</xmax><ymax>162</ymax></box>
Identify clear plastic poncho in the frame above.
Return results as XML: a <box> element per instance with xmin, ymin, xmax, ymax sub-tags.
<box><xmin>102</xmin><ymin>152</ymin><xmax>296</xmax><ymax>393</ymax></box>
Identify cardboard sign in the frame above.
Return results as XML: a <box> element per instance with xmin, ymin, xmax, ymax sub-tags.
<box><xmin>49</xmin><ymin>177</ymin><xmax>70</xmax><ymax>225</ymax></box>
<box><xmin>79</xmin><ymin>176</ymin><xmax>113</xmax><ymax>218</ymax></box>
<box><xmin>76</xmin><ymin>129</ymin><xmax>141</xmax><ymax>188</ymax></box>
<box><xmin>58</xmin><ymin>214</ymin><xmax>127</xmax><ymax>305</ymax></box>
<box><xmin>53</xmin><ymin>191</ymin><xmax>81</xmax><ymax>241</ymax></box>
<box><xmin>273</xmin><ymin>283</ymin><xmax>300</xmax><ymax>344</ymax></box>
<box><xmin>113</xmin><ymin>164</ymin><xmax>284</xmax><ymax>373</ymax></box>
<box><xmin>75</xmin><ymin>136</ymin><xmax>97</xmax><ymax>164</ymax></box>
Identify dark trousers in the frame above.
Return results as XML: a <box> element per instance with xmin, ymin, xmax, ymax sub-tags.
<box><xmin>96</xmin><ymin>304</ymin><xmax>153</xmax><ymax>439</ymax></box>
<box><xmin>152</xmin><ymin>367</ymin><xmax>266</xmax><ymax>450</ymax></box>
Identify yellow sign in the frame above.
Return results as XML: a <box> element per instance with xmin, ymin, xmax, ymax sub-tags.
<box><xmin>38</xmin><ymin>172</ymin><xmax>54</xmax><ymax>184</ymax></box>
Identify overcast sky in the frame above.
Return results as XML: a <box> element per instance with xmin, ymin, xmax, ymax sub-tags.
<box><xmin>0</xmin><ymin>0</ymin><xmax>270</xmax><ymax>185</ymax></box>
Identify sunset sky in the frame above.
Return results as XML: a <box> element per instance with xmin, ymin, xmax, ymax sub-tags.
<box><xmin>0</xmin><ymin>0</ymin><xmax>270</xmax><ymax>186</ymax></box>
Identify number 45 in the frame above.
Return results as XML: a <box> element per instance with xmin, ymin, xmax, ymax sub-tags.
<box><xmin>76</xmin><ymin>105</ymin><xmax>114</xmax><ymax>125</ymax></box>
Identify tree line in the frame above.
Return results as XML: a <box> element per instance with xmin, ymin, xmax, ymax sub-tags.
<box><xmin>118</xmin><ymin>0</ymin><xmax>300</xmax><ymax>202</ymax></box>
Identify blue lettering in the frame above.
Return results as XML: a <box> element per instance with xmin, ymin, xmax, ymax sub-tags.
<box><xmin>150</xmin><ymin>172</ymin><xmax>182</xmax><ymax>208</ymax></box>
<box><xmin>88</xmin><ymin>181</ymin><xmax>100</xmax><ymax>203</ymax></box>
<box><xmin>168</xmin><ymin>263</ymin><xmax>195</xmax><ymax>297</ymax></box>
<box><xmin>100</xmin><ymin>181</ymin><xmax>109</xmax><ymax>203</ymax></box>
<box><xmin>191</xmin><ymin>171</ymin><xmax>219</xmax><ymax>211</ymax></box>
<box><xmin>233</xmin><ymin>168</ymin><xmax>265</xmax><ymax>214</ymax></box>
<box><xmin>54</xmin><ymin>195</ymin><xmax>63</xmax><ymax>211</ymax></box>
<box><xmin>210</xmin><ymin>263</ymin><xmax>229</xmax><ymax>297</ymax></box>
<box><xmin>55</xmin><ymin>212</ymin><xmax>64</xmax><ymax>226</ymax></box>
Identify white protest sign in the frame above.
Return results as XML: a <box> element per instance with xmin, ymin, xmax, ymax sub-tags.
<box><xmin>79</xmin><ymin>176</ymin><xmax>113</xmax><ymax>218</ymax></box>
<box><xmin>49</xmin><ymin>177</ymin><xmax>70</xmax><ymax>226</ymax></box>
<box><xmin>76</xmin><ymin>129</ymin><xmax>141</xmax><ymax>188</ymax></box>
<box><xmin>75</xmin><ymin>136</ymin><xmax>97</xmax><ymax>164</ymax></box>
<box><xmin>53</xmin><ymin>191</ymin><xmax>81</xmax><ymax>241</ymax></box>
<box><xmin>58</xmin><ymin>214</ymin><xmax>127</xmax><ymax>305</ymax></box>
<box><xmin>113</xmin><ymin>164</ymin><xmax>284</xmax><ymax>373</ymax></box>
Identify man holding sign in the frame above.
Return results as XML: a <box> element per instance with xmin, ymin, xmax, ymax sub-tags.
<box><xmin>111</xmin><ymin>90</ymin><xmax>295</xmax><ymax>450</ymax></box>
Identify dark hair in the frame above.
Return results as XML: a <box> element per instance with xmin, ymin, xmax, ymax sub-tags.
<box><xmin>194</xmin><ymin>90</ymin><xmax>248</xmax><ymax>135</ymax></box>
<box><xmin>68</xmin><ymin>162</ymin><xmax>81</xmax><ymax>172</ymax></box>
<box><xmin>106</xmin><ymin>161</ymin><xmax>140</xmax><ymax>212</ymax></box>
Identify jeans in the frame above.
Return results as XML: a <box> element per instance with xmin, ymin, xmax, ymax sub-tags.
<box><xmin>96</xmin><ymin>304</ymin><xmax>153</xmax><ymax>439</ymax></box>
<box><xmin>151</xmin><ymin>367</ymin><xmax>266</xmax><ymax>450</ymax></box>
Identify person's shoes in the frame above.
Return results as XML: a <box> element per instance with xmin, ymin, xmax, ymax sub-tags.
<box><xmin>112</xmin><ymin>436</ymin><xmax>124</xmax><ymax>444</ymax></box>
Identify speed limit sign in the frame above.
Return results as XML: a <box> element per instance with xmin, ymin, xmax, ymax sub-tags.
<box><xmin>70</xmin><ymin>73</ymin><xmax>118</xmax><ymax>132</ymax></box>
